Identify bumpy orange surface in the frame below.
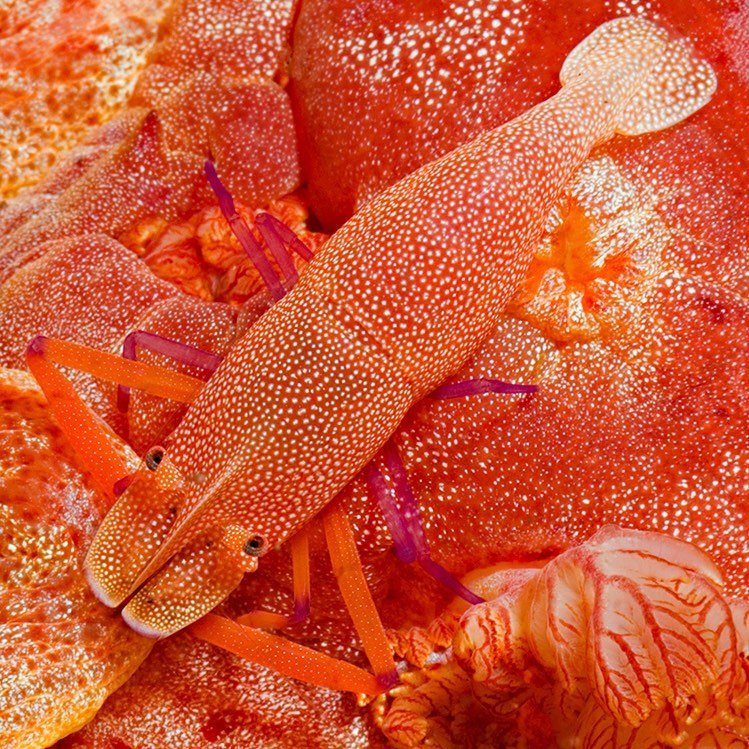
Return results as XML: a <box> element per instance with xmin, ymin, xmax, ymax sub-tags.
<box><xmin>0</xmin><ymin>0</ymin><xmax>171</xmax><ymax>199</ymax></box>
<box><xmin>0</xmin><ymin>370</ymin><xmax>151</xmax><ymax>748</ymax></box>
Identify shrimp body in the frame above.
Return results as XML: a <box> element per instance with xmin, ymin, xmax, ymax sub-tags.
<box><xmin>84</xmin><ymin>18</ymin><xmax>716</xmax><ymax>636</ymax></box>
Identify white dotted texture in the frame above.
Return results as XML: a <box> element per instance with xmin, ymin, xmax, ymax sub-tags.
<box><xmin>63</xmin><ymin>634</ymin><xmax>382</xmax><ymax>748</ymax></box>
<box><xmin>560</xmin><ymin>17</ymin><xmax>717</xmax><ymax>135</ymax></box>
<box><xmin>290</xmin><ymin>0</ymin><xmax>568</xmax><ymax>229</ymax></box>
<box><xmin>377</xmin><ymin>270</ymin><xmax>749</xmax><ymax>598</ymax></box>
<box><xmin>86</xmin><ymin>16</ymin><xmax>716</xmax><ymax>635</ymax></box>
<box><xmin>0</xmin><ymin>235</ymin><xmax>177</xmax><ymax>370</ymax></box>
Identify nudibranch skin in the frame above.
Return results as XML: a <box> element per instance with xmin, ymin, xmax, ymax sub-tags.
<box><xmin>379</xmin><ymin>527</ymin><xmax>748</xmax><ymax>747</ymax></box>
<box><xmin>0</xmin><ymin>370</ymin><xmax>153</xmax><ymax>748</ymax></box>
<box><xmin>81</xmin><ymin>18</ymin><xmax>717</xmax><ymax>638</ymax></box>
<box><xmin>0</xmin><ymin>0</ymin><xmax>737</xmax><ymax>745</ymax></box>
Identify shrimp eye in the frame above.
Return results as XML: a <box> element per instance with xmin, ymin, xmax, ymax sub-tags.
<box><xmin>243</xmin><ymin>534</ymin><xmax>266</xmax><ymax>556</ymax></box>
<box><xmin>145</xmin><ymin>446</ymin><xmax>164</xmax><ymax>471</ymax></box>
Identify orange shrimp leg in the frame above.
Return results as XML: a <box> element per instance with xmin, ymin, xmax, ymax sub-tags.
<box><xmin>323</xmin><ymin>503</ymin><xmax>398</xmax><ymax>689</ymax></box>
<box><xmin>255</xmin><ymin>211</ymin><xmax>315</xmax><ymax>290</ymax></box>
<box><xmin>237</xmin><ymin>527</ymin><xmax>311</xmax><ymax>629</ymax></box>
<box><xmin>189</xmin><ymin>613</ymin><xmax>383</xmax><ymax>695</ymax></box>
<box><xmin>118</xmin><ymin>330</ymin><xmax>222</xmax><ymax>413</ymax></box>
<box><xmin>25</xmin><ymin>335</ymin><xmax>205</xmax><ymax>495</ymax></box>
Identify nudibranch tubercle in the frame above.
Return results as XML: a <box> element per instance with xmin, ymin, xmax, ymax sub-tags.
<box><xmin>83</xmin><ymin>18</ymin><xmax>716</xmax><ymax>637</ymax></box>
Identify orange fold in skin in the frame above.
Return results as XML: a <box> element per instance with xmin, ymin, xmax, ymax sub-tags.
<box><xmin>0</xmin><ymin>235</ymin><xmax>179</xmax><ymax>370</ymax></box>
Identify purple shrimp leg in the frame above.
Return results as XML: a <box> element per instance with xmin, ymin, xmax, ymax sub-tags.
<box><xmin>362</xmin><ymin>462</ymin><xmax>418</xmax><ymax>564</ymax></box>
<box><xmin>289</xmin><ymin>596</ymin><xmax>311</xmax><ymax>625</ymax></box>
<box><xmin>204</xmin><ymin>161</ymin><xmax>286</xmax><ymax>300</ymax></box>
<box><xmin>117</xmin><ymin>331</ymin><xmax>223</xmax><ymax>414</ymax></box>
<box><xmin>430</xmin><ymin>378</ymin><xmax>538</xmax><ymax>399</ymax></box>
<box><xmin>254</xmin><ymin>214</ymin><xmax>299</xmax><ymax>287</ymax></box>
<box><xmin>366</xmin><ymin>440</ymin><xmax>484</xmax><ymax>605</ymax></box>
<box><xmin>255</xmin><ymin>212</ymin><xmax>316</xmax><ymax>292</ymax></box>
<box><xmin>255</xmin><ymin>212</ymin><xmax>315</xmax><ymax>262</ymax></box>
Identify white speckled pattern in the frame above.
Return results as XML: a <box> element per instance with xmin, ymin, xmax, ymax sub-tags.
<box><xmin>84</xmin><ymin>18</ymin><xmax>717</xmax><ymax>636</ymax></box>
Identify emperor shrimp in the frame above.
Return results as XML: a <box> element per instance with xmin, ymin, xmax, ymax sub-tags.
<box><xmin>27</xmin><ymin>17</ymin><xmax>715</xmax><ymax>692</ymax></box>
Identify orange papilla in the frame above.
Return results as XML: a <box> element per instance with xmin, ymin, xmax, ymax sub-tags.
<box><xmin>322</xmin><ymin>505</ymin><xmax>397</xmax><ymax>686</ymax></box>
<box><xmin>189</xmin><ymin>614</ymin><xmax>382</xmax><ymax>695</ymax></box>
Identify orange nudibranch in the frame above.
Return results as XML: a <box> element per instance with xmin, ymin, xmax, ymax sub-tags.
<box><xmin>84</xmin><ymin>18</ymin><xmax>716</xmax><ymax>636</ymax></box>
